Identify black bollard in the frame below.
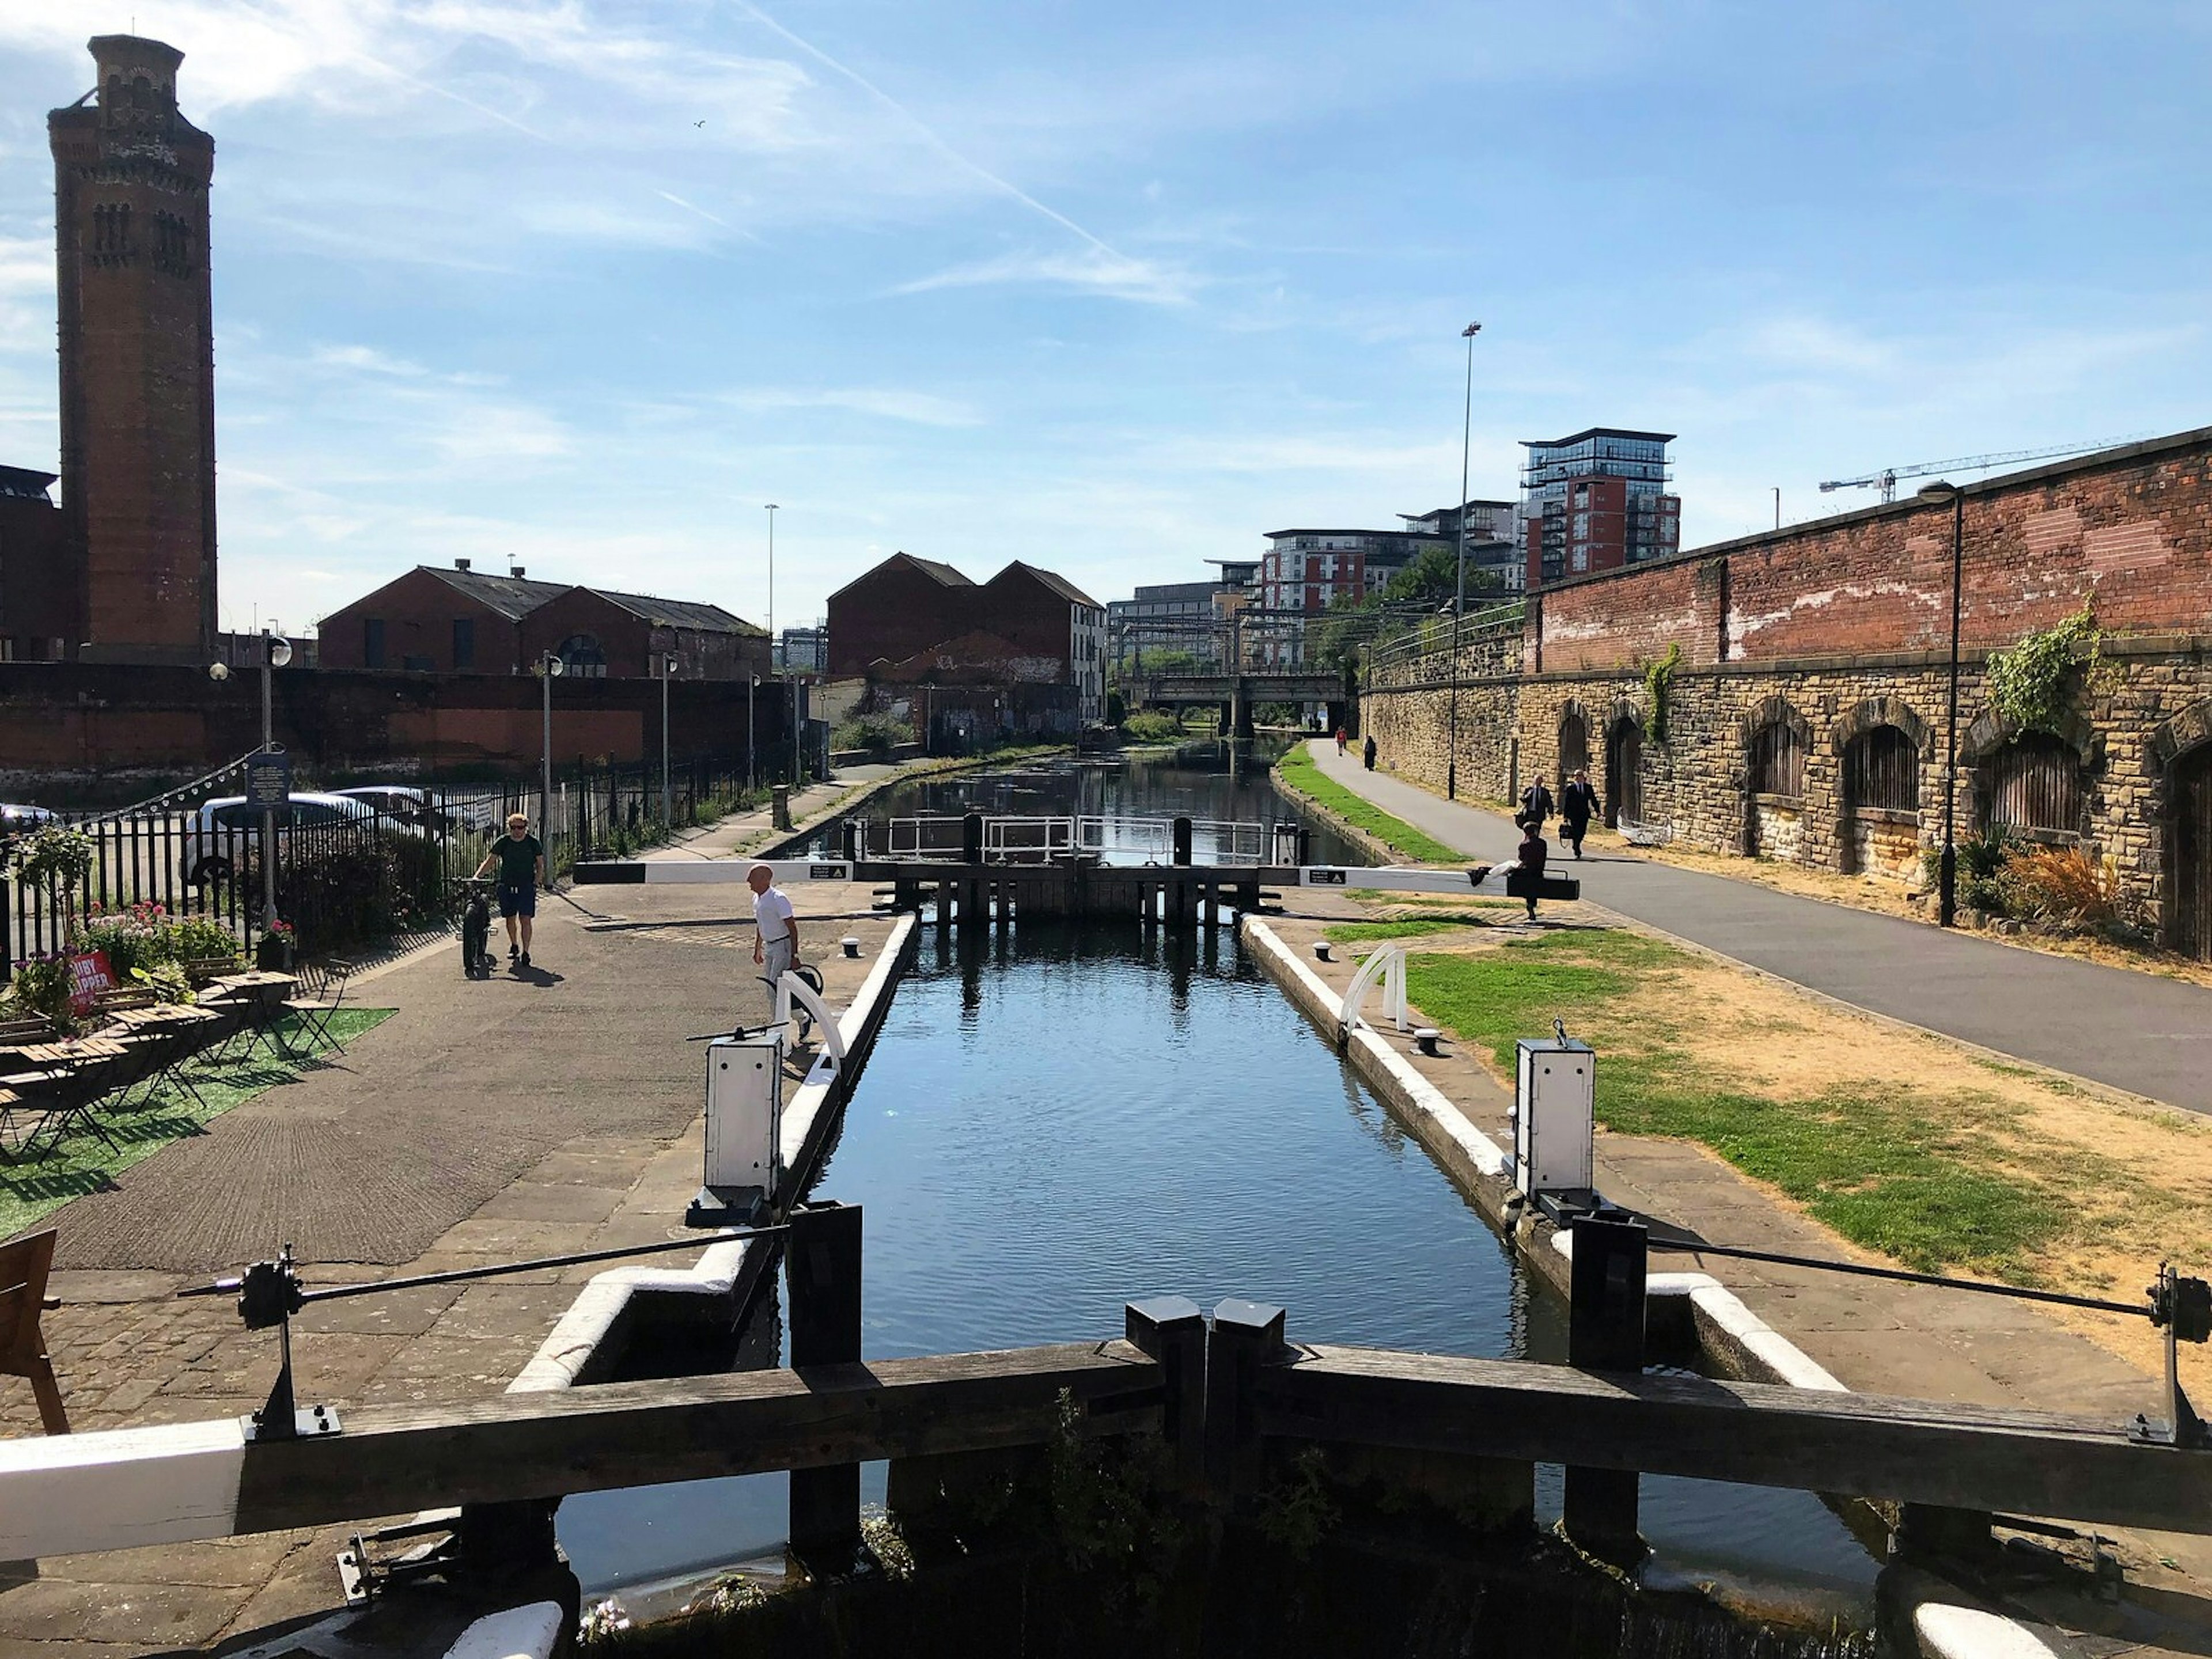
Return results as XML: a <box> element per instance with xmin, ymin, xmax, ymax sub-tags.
<box><xmin>787</xmin><ymin>1202</ymin><xmax>864</xmax><ymax>1570</ymax></box>
<box><xmin>1172</xmin><ymin>815</ymin><xmax>1194</xmax><ymax>866</ymax></box>
<box><xmin>1563</xmin><ymin>1212</ymin><xmax>1647</xmax><ymax>1563</ymax></box>
<box><xmin>1126</xmin><ymin>1296</ymin><xmax>1208</xmax><ymax>1487</ymax></box>
<box><xmin>961</xmin><ymin>810</ymin><xmax>984</xmax><ymax>865</ymax></box>
<box><xmin>1204</xmin><ymin>1297</ymin><xmax>1286</xmax><ymax>1502</ymax></box>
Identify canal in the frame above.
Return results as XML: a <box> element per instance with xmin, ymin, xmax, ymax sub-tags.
<box><xmin>562</xmin><ymin>744</ymin><xmax>1880</xmax><ymax>1624</ymax></box>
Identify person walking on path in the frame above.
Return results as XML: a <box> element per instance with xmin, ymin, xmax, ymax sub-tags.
<box><xmin>748</xmin><ymin>862</ymin><xmax>801</xmax><ymax>1020</ymax></box>
<box><xmin>473</xmin><ymin>812</ymin><xmax>544</xmax><ymax>969</ymax></box>
<box><xmin>1519</xmin><ymin>774</ymin><xmax>1555</xmax><ymax>834</ymax></box>
<box><xmin>1362</xmin><ymin>734</ymin><xmax>1377</xmax><ymax>771</ymax></box>
<box><xmin>1335</xmin><ymin>726</ymin><xmax>1349</xmax><ymax>756</ymax></box>
<box><xmin>1511</xmin><ymin>821</ymin><xmax>1550</xmax><ymax>922</ymax></box>
<box><xmin>1560</xmin><ymin>768</ymin><xmax>1599</xmax><ymax>859</ymax></box>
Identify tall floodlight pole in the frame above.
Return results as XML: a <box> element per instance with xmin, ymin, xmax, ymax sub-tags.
<box><xmin>764</xmin><ymin>503</ymin><xmax>781</xmax><ymax>781</ymax></box>
<box><xmin>1446</xmin><ymin>321</ymin><xmax>1482</xmax><ymax>800</ymax></box>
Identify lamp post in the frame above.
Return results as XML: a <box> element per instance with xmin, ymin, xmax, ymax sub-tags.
<box><xmin>657</xmin><ymin>653</ymin><xmax>677</xmax><ymax>827</ymax></box>
<box><xmin>209</xmin><ymin>629</ymin><xmax>293</xmax><ymax>933</ymax></box>
<box><xmin>1446</xmin><ymin>321</ymin><xmax>1482</xmax><ymax>800</ymax></box>
<box><xmin>764</xmin><ymin>503</ymin><xmax>778</xmax><ymax>662</ymax></box>
<box><xmin>539</xmin><ymin>651</ymin><xmax>565</xmax><ymax>839</ymax></box>
<box><xmin>1917</xmin><ymin>480</ymin><xmax>1967</xmax><ymax>927</ymax></box>
<box><xmin>748</xmin><ymin>674</ymin><xmax>759</xmax><ymax>793</ymax></box>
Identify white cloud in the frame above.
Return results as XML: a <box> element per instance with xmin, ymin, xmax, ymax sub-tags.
<box><xmin>892</xmin><ymin>247</ymin><xmax>1196</xmax><ymax>306</ymax></box>
<box><xmin>721</xmin><ymin>387</ymin><xmax>984</xmax><ymax>428</ymax></box>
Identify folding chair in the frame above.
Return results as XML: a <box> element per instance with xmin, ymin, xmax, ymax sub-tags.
<box><xmin>284</xmin><ymin>958</ymin><xmax>355</xmax><ymax>1057</ymax></box>
<box><xmin>1</xmin><ymin>1229</ymin><xmax>70</xmax><ymax>1433</ymax></box>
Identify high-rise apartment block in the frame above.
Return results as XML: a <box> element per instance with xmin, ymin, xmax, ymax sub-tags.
<box><xmin>1519</xmin><ymin>429</ymin><xmax>1679</xmax><ymax>588</ymax></box>
<box><xmin>49</xmin><ymin>36</ymin><xmax>218</xmax><ymax>661</ymax></box>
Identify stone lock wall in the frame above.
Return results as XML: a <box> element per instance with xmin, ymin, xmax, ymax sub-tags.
<box><xmin>1359</xmin><ymin>427</ymin><xmax>2212</xmax><ymax>950</ymax></box>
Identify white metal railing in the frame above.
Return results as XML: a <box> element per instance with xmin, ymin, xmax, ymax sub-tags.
<box><xmin>873</xmin><ymin>813</ymin><xmax>1268</xmax><ymax>866</ymax></box>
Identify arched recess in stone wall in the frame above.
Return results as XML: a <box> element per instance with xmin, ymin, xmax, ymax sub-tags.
<box><xmin>1961</xmin><ymin>709</ymin><xmax>2097</xmax><ymax>843</ymax></box>
<box><xmin>1557</xmin><ymin>698</ymin><xmax>1591</xmax><ymax>777</ymax></box>
<box><xmin>1740</xmin><ymin>695</ymin><xmax>1812</xmax><ymax>858</ymax></box>
<box><xmin>1827</xmin><ymin>696</ymin><xmax>1933</xmax><ymax>758</ymax></box>
<box><xmin>2150</xmin><ymin>699</ymin><xmax>2212</xmax><ymax>961</ymax></box>
<box><xmin>1601</xmin><ymin>698</ymin><xmax>1643</xmax><ymax>828</ymax></box>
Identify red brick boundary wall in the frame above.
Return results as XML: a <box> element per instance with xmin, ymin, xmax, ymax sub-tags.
<box><xmin>1362</xmin><ymin>426</ymin><xmax>2212</xmax><ymax>956</ymax></box>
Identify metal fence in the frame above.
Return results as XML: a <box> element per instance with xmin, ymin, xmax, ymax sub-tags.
<box><xmin>2</xmin><ymin>748</ymin><xmax>770</xmax><ymax>984</ymax></box>
<box><xmin>873</xmin><ymin>813</ymin><xmax>1268</xmax><ymax>866</ymax></box>
<box><xmin>1364</xmin><ymin>601</ymin><xmax>1527</xmax><ymax>675</ymax></box>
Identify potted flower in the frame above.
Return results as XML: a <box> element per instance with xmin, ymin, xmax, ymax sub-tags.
<box><xmin>255</xmin><ymin>919</ymin><xmax>296</xmax><ymax>972</ymax></box>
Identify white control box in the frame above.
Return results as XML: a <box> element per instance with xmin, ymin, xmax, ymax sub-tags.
<box><xmin>703</xmin><ymin>1032</ymin><xmax>783</xmax><ymax>1207</ymax></box>
<box><xmin>1514</xmin><ymin>1037</ymin><xmax>1594</xmax><ymax>1198</ymax></box>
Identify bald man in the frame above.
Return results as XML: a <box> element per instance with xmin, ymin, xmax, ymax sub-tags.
<box><xmin>748</xmin><ymin>863</ymin><xmax>799</xmax><ymax>1015</ymax></box>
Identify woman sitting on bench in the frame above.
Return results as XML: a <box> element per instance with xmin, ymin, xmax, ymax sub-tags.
<box><xmin>1509</xmin><ymin>819</ymin><xmax>1549</xmax><ymax>921</ymax></box>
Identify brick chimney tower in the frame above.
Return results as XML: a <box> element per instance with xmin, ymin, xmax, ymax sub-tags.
<box><xmin>48</xmin><ymin>36</ymin><xmax>217</xmax><ymax>662</ymax></box>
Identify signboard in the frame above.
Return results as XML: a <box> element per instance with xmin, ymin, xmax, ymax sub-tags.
<box><xmin>67</xmin><ymin>949</ymin><xmax>115</xmax><ymax>1017</ymax></box>
<box><xmin>244</xmin><ymin>749</ymin><xmax>291</xmax><ymax>810</ymax></box>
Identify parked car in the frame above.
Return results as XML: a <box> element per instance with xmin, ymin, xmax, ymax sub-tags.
<box><xmin>0</xmin><ymin>803</ymin><xmax>58</xmax><ymax>836</ymax></box>
<box><xmin>180</xmin><ymin>792</ymin><xmax>382</xmax><ymax>885</ymax></box>
<box><xmin>332</xmin><ymin>785</ymin><xmax>456</xmax><ymax>828</ymax></box>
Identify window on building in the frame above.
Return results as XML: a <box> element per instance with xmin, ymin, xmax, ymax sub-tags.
<box><xmin>1980</xmin><ymin>734</ymin><xmax>2080</xmax><ymax>839</ymax></box>
<box><xmin>1748</xmin><ymin>721</ymin><xmax>1807</xmax><ymax>798</ymax></box>
<box><xmin>1573</xmin><ymin>513</ymin><xmax>1590</xmax><ymax>537</ymax></box>
<box><xmin>452</xmin><ymin>617</ymin><xmax>475</xmax><ymax>670</ymax></box>
<box><xmin>556</xmin><ymin>632</ymin><xmax>607</xmax><ymax>677</ymax></box>
<box><xmin>363</xmin><ymin>618</ymin><xmax>385</xmax><ymax>669</ymax></box>
<box><xmin>1844</xmin><ymin>726</ymin><xmax>1918</xmax><ymax>812</ymax></box>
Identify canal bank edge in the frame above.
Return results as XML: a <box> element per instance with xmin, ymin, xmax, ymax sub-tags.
<box><xmin>1268</xmin><ymin>749</ymin><xmax>1415</xmax><ymax>866</ymax></box>
<box><xmin>1238</xmin><ymin>915</ymin><xmax>2063</xmax><ymax>1659</ymax></box>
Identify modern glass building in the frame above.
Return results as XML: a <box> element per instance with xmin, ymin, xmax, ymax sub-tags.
<box><xmin>1518</xmin><ymin>428</ymin><xmax>1680</xmax><ymax>587</ymax></box>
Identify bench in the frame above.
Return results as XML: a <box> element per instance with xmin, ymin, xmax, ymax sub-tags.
<box><xmin>1</xmin><ymin>1229</ymin><xmax>69</xmax><ymax>1433</ymax></box>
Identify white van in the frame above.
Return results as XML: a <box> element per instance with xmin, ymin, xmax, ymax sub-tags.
<box><xmin>180</xmin><ymin>792</ymin><xmax>380</xmax><ymax>885</ymax></box>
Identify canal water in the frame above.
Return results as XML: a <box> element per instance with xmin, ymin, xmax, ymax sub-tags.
<box><xmin>562</xmin><ymin>745</ymin><xmax>1880</xmax><ymax>1623</ymax></box>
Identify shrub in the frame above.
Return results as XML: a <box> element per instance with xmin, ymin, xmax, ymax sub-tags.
<box><xmin>1998</xmin><ymin>846</ymin><xmax>2128</xmax><ymax>933</ymax></box>
<box><xmin>1987</xmin><ymin>603</ymin><xmax>2103</xmax><ymax>734</ymax></box>
<box><xmin>3</xmin><ymin>953</ymin><xmax>78</xmax><ymax>1032</ymax></box>
<box><xmin>1105</xmin><ymin>690</ymin><xmax>1126</xmax><ymax>726</ymax></box>
<box><xmin>1120</xmin><ymin>711</ymin><xmax>1183</xmax><ymax>743</ymax></box>
<box><xmin>72</xmin><ymin>900</ymin><xmax>241</xmax><ymax>987</ymax></box>
<box><xmin>831</xmin><ymin>713</ymin><xmax>914</xmax><ymax>759</ymax></box>
<box><xmin>1922</xmin><ymin>826</ymin><xmax>2016</xmax><ymax>914</ymax></box>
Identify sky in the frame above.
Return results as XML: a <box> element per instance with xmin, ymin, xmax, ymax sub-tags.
<box><xmin>0</xmin><ymin>1</ymin><xmax>2207</xmax><ymax>642</ymax></box>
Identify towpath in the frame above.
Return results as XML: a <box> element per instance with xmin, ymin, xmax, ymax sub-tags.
<box><xmin>1305</xmin><ymin>740</ymin><xmax>2212</xmax><ymax>1115</ymax></box>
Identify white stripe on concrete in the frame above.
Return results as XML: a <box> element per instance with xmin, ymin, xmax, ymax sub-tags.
<box><xmin>445</xmin><ymin>1600</ymin><xmax>566</xmax><ymax>1659</ymax></box>
<box><xmin>0</xmin><ymin>1416</ymin><xmax>246</xmax><ymax>1559</ymax></box>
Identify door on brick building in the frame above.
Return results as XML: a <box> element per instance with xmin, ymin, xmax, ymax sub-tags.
<box><xmin>2172</xmin><ymin>747</ymin><xmax>2212</xmax><ymax>962</ymax></box>
<box><xmin>1604</xmin><ymin>718</ymin><xmax>1642</xmax><ymax>828</ymax></box>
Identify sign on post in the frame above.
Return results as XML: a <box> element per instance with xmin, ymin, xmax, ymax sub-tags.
<box><xmin>244</xmin><ymin>750</ymin><xmax>291</xmax><ymax>811</ymax></box>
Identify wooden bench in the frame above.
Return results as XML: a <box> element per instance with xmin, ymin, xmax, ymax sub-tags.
<box><xmin>1</xmin><ymin>1229</ymin><xmax>68</xmax><ymax>1434</ymax></box>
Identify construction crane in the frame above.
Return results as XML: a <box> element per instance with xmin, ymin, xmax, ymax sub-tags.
<box><xmin>1818</xmin><ymin>437</ymin><xmax>2143</xmax><ymax>505</ymax></box>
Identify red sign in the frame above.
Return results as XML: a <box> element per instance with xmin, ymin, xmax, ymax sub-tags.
<box><xmin>67</xmin><ymin>949</ymin><xmax>115</xmax><ymax>1017</ymax></box>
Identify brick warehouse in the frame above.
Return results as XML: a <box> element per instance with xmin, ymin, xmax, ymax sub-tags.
<box><xmin>1359</xmin><ymin>426</ymin><xmax>2212</xmax><ymax>959</ymax></box>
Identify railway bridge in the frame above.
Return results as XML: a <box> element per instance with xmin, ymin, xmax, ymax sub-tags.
<box><xmin>1130</xmin><ymin>670</ymin><xmax>1352</xmax><ymax>736</ymax></box>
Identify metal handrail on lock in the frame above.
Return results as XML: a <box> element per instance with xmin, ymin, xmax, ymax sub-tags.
<box><xmin>1336</xmin><ymin>944</ymin><xmax>1409</xmax><ymax>1041</ymax></box>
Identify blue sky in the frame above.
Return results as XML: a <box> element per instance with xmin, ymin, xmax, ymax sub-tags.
<box><xmin>1</xmin><ymin>1</ymin><xmax>2206</xmax><ymax>642</ymax></box>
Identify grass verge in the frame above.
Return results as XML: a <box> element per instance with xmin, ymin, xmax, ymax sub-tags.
<box><xmin>1276</xmin><ymin>743</ymin><xmax>1465</xmax><ymax>863</ymax></box>
<box><xmin>0</xmin><ymin>1008</ymin><xmax>395</xmax><ymax>1238</ymax></box>
<box><xmin>1402</xmin><ymin>931</ymin><xmax>2070</xmax><ymax>1279</ymax></box>
<box><xmin>1325</xmin><ymin>915</ymin><xmax>1499</xmax><ymax>944</ymax></box>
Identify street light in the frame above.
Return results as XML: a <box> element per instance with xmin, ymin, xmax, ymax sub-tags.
<box><xmin>764</xmin><ymin>503</ymin><xmax>779</xmax><ymax>658</ymax></box>
<box><xmin>207</xmin><ymin>629</ymin><xmax>293</xmax><ymax>931</ymax></box>
<box><xmin>656</xmin><ymin>652</ymin><xmax>678</xmax><ymax>827</ymax></box>
<box><xmin>1446</xmin><ymin>320</ymin><xmax>1482</xmax><ymax>801</ymax></box>
<box><xmin>1916</xmin><ymin>480</ymin><xmax>1967</xmax><ymax>928</ymax></box>
<box><xmin>539</xmin><ymin>651</ymin><xmax>565</xmax><ymax>838</ymax></box>
<box><xmin>748</xmin><ymin>673</ymin><xmax>759</xmax><ymax>793</ymax></box>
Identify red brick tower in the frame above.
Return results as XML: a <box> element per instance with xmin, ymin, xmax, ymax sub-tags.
<box><xmin>48</xmin><ymin>36</ymin><xmax>217</xmax><ymax>662</ymax></box>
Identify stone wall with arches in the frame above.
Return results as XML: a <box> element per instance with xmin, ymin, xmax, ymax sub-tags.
<box><xmin>1362</xmin><ymin>637</ymin><xmax>2212</xmax><ymax>953</ymax></box>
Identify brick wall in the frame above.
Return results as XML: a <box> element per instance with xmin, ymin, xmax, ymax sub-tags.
<box><xmin>1361</xmin><ymin>428</ymin><xmax>2212</xmax><ymax>956</ymax></box>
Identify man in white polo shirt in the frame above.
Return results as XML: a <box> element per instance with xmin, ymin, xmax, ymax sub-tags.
<box><xmin>748</xmin><ymin>863</ymin><xmax>799</xmax><ymax>1020</ymax></box>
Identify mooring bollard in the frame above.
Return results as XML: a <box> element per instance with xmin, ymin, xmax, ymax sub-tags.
<box><xmin>841</xmin><ymin>819</ymin><xmax>863</xmax><ymax>862</ymax></box>
<box><xmin>1172</xmin><ymin>815</ymin><xmax>1194</xmax><ymax>866</ymax></box>
<box><xmin>961</xmin><ymin>810</ymin><xmax>984</xmax><ymax>865</ymax></box>
<box><xmin>1563</xmin><ymin>1211</ymin><xmax>1647</xmax><ymax>1563</ymax></box>
<box><xmin>1205</xmin><ymin>1297</ymin><xmax>1286</xmax><ymax>1501</ymax></box>
<box><xmin>1125</xmin><ymin>1296</ymin><xmax>1209</xmax><ymax>1487</ymax></box>
<box><xmin>787</xmin><ymin>1201</ymin><xmax>864</xmax><ymax>1569</ymax></box>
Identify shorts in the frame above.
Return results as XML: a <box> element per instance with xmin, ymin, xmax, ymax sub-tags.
<box><xmin>497</xmin><ymin>881</ymin><xmax>537</xmax><ymax>919</ymax></box>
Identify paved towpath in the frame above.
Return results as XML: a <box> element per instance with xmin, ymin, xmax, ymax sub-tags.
<box><xmin>1307</xmin><ymin>741</ymin><xmax>2212</xmax><ymax>1115</ymax></box>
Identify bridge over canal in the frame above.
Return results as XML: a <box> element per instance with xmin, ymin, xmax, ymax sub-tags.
<box><xmin>1130</xmin><ymin>670</ymin><xmax>1353</xmax><ymax>736</ymax></box>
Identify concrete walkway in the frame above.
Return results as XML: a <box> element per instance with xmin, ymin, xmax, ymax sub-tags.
<box><xmin>1308</xmin><ymin>741</ymin><xmax>2212</xmax><ymax>1115</ymax></box>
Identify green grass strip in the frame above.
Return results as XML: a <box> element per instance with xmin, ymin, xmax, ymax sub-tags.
<box><xmin>0</xmin><ymin>1007</ymin><xmax>395</xmax><ymax>1238</ymax></box>
<box><xmin>1401</xmin><ymin>933</ymin><xmax>2063</xmax><ymax>1280</ymax></box>
<box><xmin>1277</xmin><ymin>743</ymin><xmax>1465</xmax><ymax>863</ymax></box>
<box><xmin>1325</xmin><ymin>918</ymin><xmax>1488</xmax><ymax>944</ymax></box>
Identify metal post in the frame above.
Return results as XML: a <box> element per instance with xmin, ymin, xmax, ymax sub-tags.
<box><xmin>748</xmin><ymin>675</ymin><xmax>757</xmax><ymax>793</ymax></box>
<box><xmin>259</xmin><ymin>642</ymin><xmax>277</xmax><ymax>931</ymax></box>
<box><xmin>1447</xmin><ymin>321</ymin><xmax>1480</xmax><ymax>801</ymax></box>
<box><xmin>1941</xmin><ymin>488</ymin><xmax>1964</xmax><ymax>929</ymax></box>
<box><xmin>786</xmin><ymin>1201</ymin><xmax>863</xmax><ymax>1567</ymax></box>
<box><xmin>660</xmin><ymin>656</ymin><xmax>672</xmax><ymax>828</ymax></box>
<box><xmin>1563</xmin><ymin>1213</ymin><xmax>1647</xmax><ymax>1563</ymax></box>
<box><xmin>540</xmin><ymin>660</ymin><xmax>554</xmax><ymax>842</ymax></box>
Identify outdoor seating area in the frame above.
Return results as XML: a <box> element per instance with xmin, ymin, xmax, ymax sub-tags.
<box><xmin>0</xmin><ymin>961</ymin><xmax>350</xmax><ymax>1164</ymax></box>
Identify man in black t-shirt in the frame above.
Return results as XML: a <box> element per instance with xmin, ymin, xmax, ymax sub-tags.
<box><xmin>473</xmin><ymin>812</ymin><xmax>546</xmax><ymax>969</ymax></box>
